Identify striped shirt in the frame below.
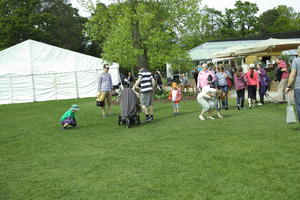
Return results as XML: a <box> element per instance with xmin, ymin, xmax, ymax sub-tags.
<box><xmin>138</xmin><ymin>69</ymin><xmax>153</xmax><ymax>93</ymax></box>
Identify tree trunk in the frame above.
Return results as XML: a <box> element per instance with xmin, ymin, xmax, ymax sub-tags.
<box><xmin>129</xmin><ymin>0</ymin><xmax>149</xmax><ymax>69</ymax></box>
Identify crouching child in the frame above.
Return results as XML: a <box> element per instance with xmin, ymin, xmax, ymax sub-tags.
<box><xmin>60</xmin><ymin>104</ymin><xmax>79</xmax><ymax>130</ymax></box>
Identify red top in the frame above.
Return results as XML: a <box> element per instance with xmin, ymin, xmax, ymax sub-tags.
<box><xmin>278</xmin><ymin>60</ymin><xmax>289</xmax><ymax>80</ymax></box>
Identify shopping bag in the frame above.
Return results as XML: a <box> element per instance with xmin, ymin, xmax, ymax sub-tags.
<box><xmin>286</xmin><ymin>95</ymin><xmax>297</xmax><ymax>124</ymax></box>
<box><xmin>96</xmin><ymin>93</ymin><xmax>105</xmax><ymax>107</ymax></box>
<box><xmin>286</xmin><ymin>105</ymin><xmax>297</xmax><ymax>124</ymax></box>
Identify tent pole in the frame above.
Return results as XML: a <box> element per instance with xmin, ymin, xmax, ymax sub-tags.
<box><xmin>31</xmin><ymin>74</ymin><xmax>36</xmax><ymax>102</ymax></box>
<box><xmin>9</xmin><ymin>76</ymin><xmax>14</xmax><ymax>104</ymax></box>
<box><xmin>74</xmin><ymin>72</ymin><xmax>79</xmax><ymax>99</ymax></box>
<box><xmin>54</xmin><ymin>74</ymin><xmax>57</xmax><ymax>100</ymax></box>
<box><xmin>28</xmin><ymin>40</ymin><xmax>36</xmax><ymax>102</ymax></box>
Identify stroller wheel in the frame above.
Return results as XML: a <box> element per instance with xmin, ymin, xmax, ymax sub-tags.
<box><xmin>118</xmin><ymin>116</ymin><xmax>122</xmax><ymax>125</ymax></box>
<box><xmin>137</xmin><ymin>114</ymin><xmax>141</xmax><ymax>125</ymax></box>
<box><xmin>126</xmin><ymin>118</ymin><xmax>131</xmax><ymax>128</ymax></box>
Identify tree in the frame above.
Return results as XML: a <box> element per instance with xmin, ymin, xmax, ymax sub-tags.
<box><xmin>83</xmin><ymin>0</ymin><xmax>201</xmax><ymax>71</ymax></box>
<box><xmin>257</xmin><ymin>8</ymin><xmax>280</xmax><ymax>34</ymax></box>
<box><xmin>0</xmin><ymin>0</ymin><xmax>50</xmax><ymax>49</ymax></box>
<box><xmin>203</xmin><ymin>7</ymin><xmax>222</xmax><ymax>38</ymax></box>
<box><xmin>218</xmin><ymin>8</ymin><xmax>239</xmax><ymax>38</ymax></box>
<box><xmin>258</xmin><ymin>5</ymin><xmax>300</xmax><ymax>34</ymax></box>
<box><xmin>0</xmin><ymin>0</ymin><xmax>87</xmax><ymax>53</ymax></box>
<box><xmin>233</xmin><ymin>0</ymin><xmax>259</xmax><ymax>37</ymax></box>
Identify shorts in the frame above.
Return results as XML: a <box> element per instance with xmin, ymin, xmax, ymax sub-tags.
<box><xmin>140</xmin><ymin>92</ymin><xmax>153</xmax><ymax>106</ymax></box>
<box><xmin>102</xmin><ymin>91</ymin><xmax>112</xmax><ymax>106</ymax></box>
<box><xmin>173</xmin><ymin>102</ymin><xmax>179</xmax><ymax>110</ymax></box>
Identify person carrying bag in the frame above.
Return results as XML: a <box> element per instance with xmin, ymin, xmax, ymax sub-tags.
<box><xmin>96</xmin><ymin>92</ymin><xmax>106</xmax><ymax>107</ymax></box>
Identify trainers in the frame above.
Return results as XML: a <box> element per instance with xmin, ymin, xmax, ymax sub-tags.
<box><xmin>207</xmin><ymin>116</ymin><xmax>215</xmax><ymax>120</ymax></box>
<box><xmin>144</xmin><ymin>117</ymin><xmax>152</xmax><ymax>122</ymax></box>
<box><xmin>199</xmin><ymin>115</ymin><xmax>205</xmax><ymax>120</ymax></box>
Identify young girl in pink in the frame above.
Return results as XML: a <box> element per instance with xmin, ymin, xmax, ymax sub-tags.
<box><xmin>168</xmin><ymin>82</ymin><xmax>182</xmax><ymax>116</ymax></box>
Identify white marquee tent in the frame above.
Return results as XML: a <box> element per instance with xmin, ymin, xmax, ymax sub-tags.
<box><xmin>0</xmin><ymin>40</ymin><xmax>121</xmax><ymax>104</ymax></box>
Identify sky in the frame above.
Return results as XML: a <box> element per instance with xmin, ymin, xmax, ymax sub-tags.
<box><xmin>70</xmin><ymin>0</ymin><xmax>300</xmax><ymax>17</ymax></box>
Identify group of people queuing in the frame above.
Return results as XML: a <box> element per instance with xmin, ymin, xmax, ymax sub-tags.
<box><xmin>60</xmin><ymin>47</ymin><xmax>300</xmax><ymax>129</ymax></box>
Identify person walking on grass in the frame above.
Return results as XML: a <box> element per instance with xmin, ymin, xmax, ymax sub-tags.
<box><xmin>168</xmin><ymin>82</ymin><xmax>182</xmax><ymax>116</ymax></box>
<box><xmin>257</xmin><ymin>63</ymin><xmax>269</xmax><ymax>105</ymax></box>
<box><xmin>275</xmin><ymin>57</ymin><xmax>289</xmax><ymax>102</ymax></box>
<box><xmin>60</xmin><ymin>104</ymin><xmax>79</xmax><ymax>130</ymax></box>
<box><xmin>197</xmin><ymin>85</ymin><xmax>223</xmax><ymax>120</ymax></box>
<box><xmin>133</xmin><ymin>66</ymin><xmax>156</xmax><ymax>122</ymax></box>
<box><xmin>98</xmin><ymin>64</ymin><xmax>113</xmax><ymax>117</ymax></box>
<box><xmin>216</xmin><ymin>65</ymin><xmax>231</xmax><ymax>110</ymax></box>
<box><xmin>234</xmin><ymin>67</ymin><xmax>247</xmax><ymax>110</ymax></box>
<box><xmin>245</xmin><ymin>64</ymin><xmax>259</xmax><ymax>109</ymax></box>
<box><xmin>286</xmin><ymin>46</ymin><xmax>300</xmax><ymax>122</ymax></box>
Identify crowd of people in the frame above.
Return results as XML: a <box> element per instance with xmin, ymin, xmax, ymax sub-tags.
<box><xmin>60</xmin><ymin>46</ymin><xmax>300</xmax><ymax>129</ymax></box>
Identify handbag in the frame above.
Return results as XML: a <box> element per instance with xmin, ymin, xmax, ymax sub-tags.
<box><xmin>226</xmin><ymin>77</ymin><xmax>232</xmax><ymax>88</ymax></box>
<box><xmin>286</xmin><ymin>95</ymin><xmax>297</xmax><ymax>124</ymax></box>
<box><xmin>96</xmin><ymin>92</ymin><xmax>105</xmax><ymax>107</ymax></box>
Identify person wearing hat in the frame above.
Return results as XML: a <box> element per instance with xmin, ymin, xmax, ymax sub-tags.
<box><xmin>245</xmin><ymin>63</ymin><xmax>259</xmax><ymax>109</ymax></box>
<box><xmin>98</xmin><ymin>64</ymin><xmax>113</xmax><ymax>117</ymax></box>
<box><xmin>60</xmin><ymin>104</ymin><xmax>79</xmax><ymax>130</ymax></box>
<box><xmin>168</xmin><ymin>82</ymin><xmax>182</xmax><ymax>116</ymax></box>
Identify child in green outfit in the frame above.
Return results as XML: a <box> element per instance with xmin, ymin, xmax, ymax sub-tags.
<box><xmin>60</xmin><ymin>104</ymin><xmax>79</xmax><ymax>130</ymax></box>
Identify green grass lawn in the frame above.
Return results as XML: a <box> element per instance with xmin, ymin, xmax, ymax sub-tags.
<box><xmin>0</xmin><ymin>98</ymin><xmax>300</xmax><ymax>200</ymax></box>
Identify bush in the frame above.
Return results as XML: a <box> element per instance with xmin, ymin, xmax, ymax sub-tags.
<box><xmin>154</xmin><ymin>90</ymin><xmax>169</xmax><ymax>99</ymax></box>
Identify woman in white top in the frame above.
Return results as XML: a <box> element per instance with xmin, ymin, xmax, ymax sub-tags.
<box><xmin>197</xmin><ymin>85</ymin><xmax>223</xmax><ymax>120</ymax></box>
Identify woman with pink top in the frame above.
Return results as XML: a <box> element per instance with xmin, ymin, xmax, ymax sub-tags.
<box><xmin>275</xmin><ymin>57</ymin><xmax>289</xmax><ymax>102</ymax></box>
<box><xmin>245</xmin><ymin>64</ymin><xmax>259</xmax><ymax>109</ymax></box>
<box><xmin>234</xmin><ymin>67</ymin><xmax>247</xmax><ymax>110</ymax></box>
<box><xmin>197</xmin><ymin>63</ymin><xmax>216</xmax><ymax>90</ymax></box>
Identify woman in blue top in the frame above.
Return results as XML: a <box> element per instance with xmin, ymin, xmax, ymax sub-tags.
<box><xmin>216</xmin><ymin>66</ymin><xmax>231</xmax><ymax>110</ymax></box>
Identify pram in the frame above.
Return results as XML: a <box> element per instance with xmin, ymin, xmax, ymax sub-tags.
<box><xmin>118</xmin><ymin>88</ymin><xmax>141</xmax><ymax>128</ymax></box>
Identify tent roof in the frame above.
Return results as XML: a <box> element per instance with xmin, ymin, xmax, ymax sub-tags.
<box><xmin>0</xmin><ymin>39</ymin><xmax>118</xmax><ymax>76</ymax></box>
<box><xmin>211</xmin><ymin>38</ymin><xmax>300</xmax><ymax>58</ymax></box>
<box><xmin>189</xmin><ymin>40</ymin><xmax>260</xmax><ymax>61</ymax></box>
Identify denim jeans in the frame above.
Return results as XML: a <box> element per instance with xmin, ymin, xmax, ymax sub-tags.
<box><xmin>236</xmin><ymin>89</ymin><xmax>245</xmax><ymax>108</ymax></box>
<box><xmin>294</xmin><ymin>89</ymin><xmax>300</xmax><ymax>121</ymax></box>
<box><xmin>218</xmin><ymin>85</ymin><xmax>228</xmax><ymax>108</ymax></box>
